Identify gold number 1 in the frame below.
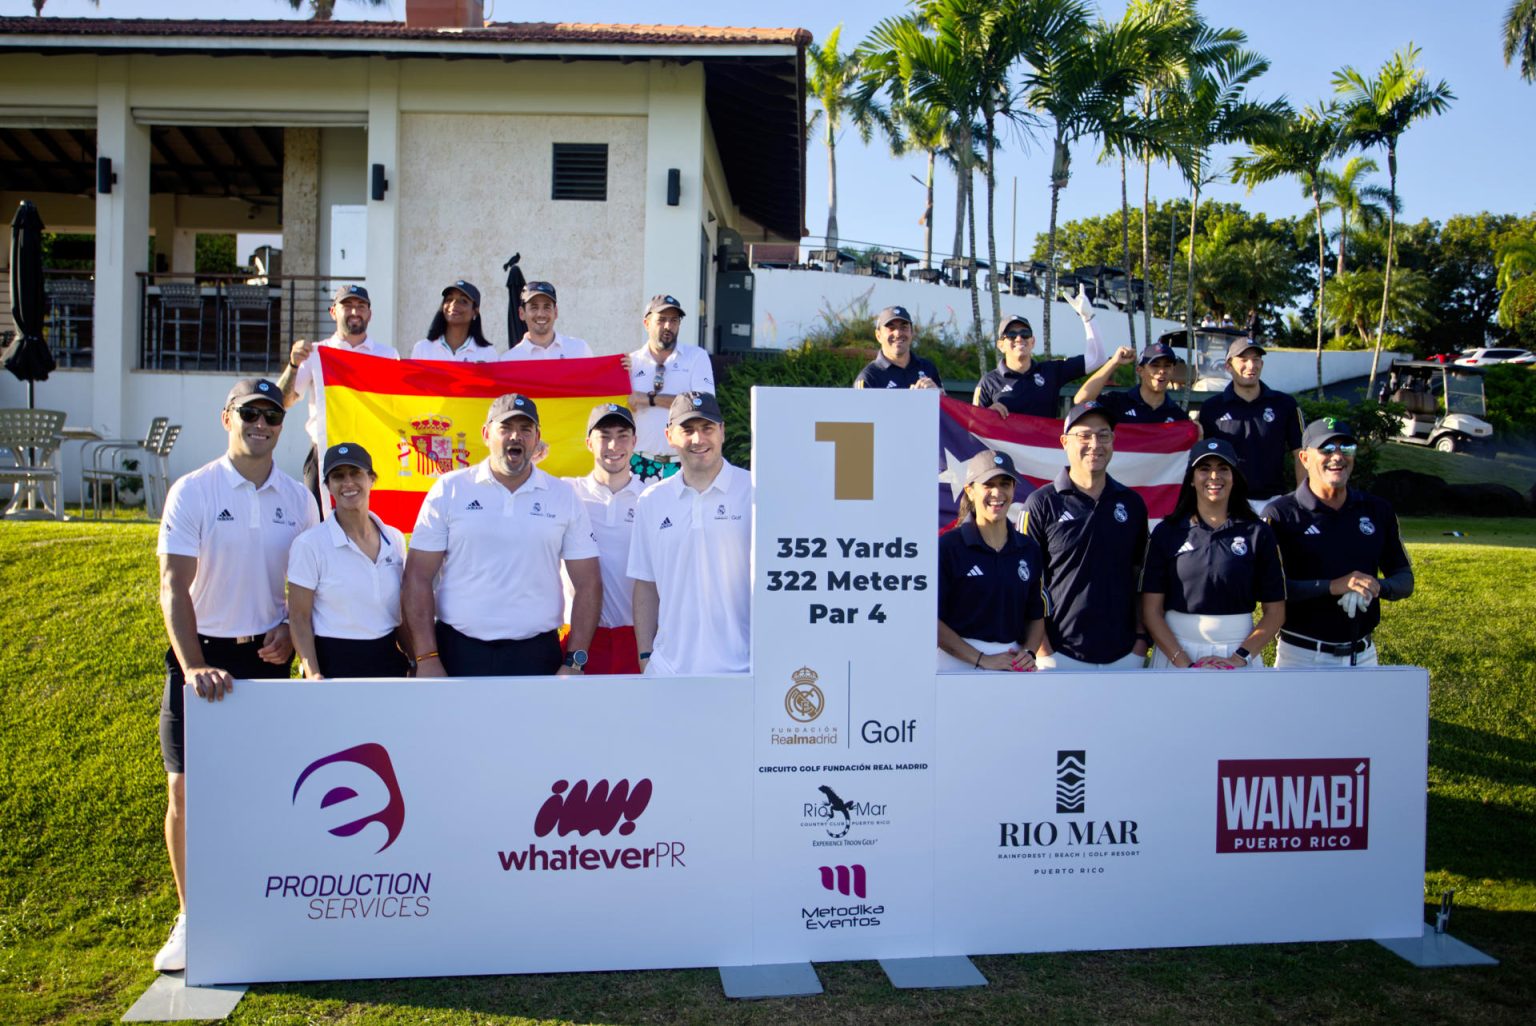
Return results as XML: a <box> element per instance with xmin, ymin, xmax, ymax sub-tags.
<box><xmin>814</xmin><ymin>422</ymin><xmax>875</xmax><ymax>500</ymax></box>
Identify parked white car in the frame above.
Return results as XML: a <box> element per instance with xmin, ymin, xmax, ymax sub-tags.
<box><xmin>1453</xmin><ymin>347</ymin><xmax>1535</xmax><ymax>367</ymax></box>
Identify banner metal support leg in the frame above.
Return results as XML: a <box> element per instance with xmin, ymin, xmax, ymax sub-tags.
<box><xmin>121</xmin><ymin>972</ymin><xmax>247</xmax><ymax>1021</ymax></box>
<box><xmin>1376</xmin><ymin>926</ymin><xmax>1499</xmax><ymax>968</ymax></box>
<box><xmin>718</xmin><ymin>962</ymin><xmax>823</xmax><ymax>999</ymax></box>
<box><xmin>879</xmin><ymin>955</ymin><xmax>988</xmax><ymax>989</ymax></box>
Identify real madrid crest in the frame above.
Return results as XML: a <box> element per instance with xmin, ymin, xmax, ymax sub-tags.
<box><xmin>1231</xmin><ymin>537</ymin><xmax>1248</xmax><ymax>556</ymax></box>
<box><xmin>1359</xmin><ymin>516</ymin><xmax>1376</xmax><ymax>536</ymax></box>
<box><xmin>1113</xmin><ymin>502</ymin><xmax>1128</xmax><ymax>523</ymax></box>
<box><xmin>1033</xmin><ymin>372</ymin><xmax>1045</xmax><ymax>387</ymax></box>
<box><xmin>1017</xmin><ymin>559</ymin><xmax>1031</xmax><ymax>582</ymax></box>
<box><xmin>1262</xmin><ymin>407</ymin><xmax>1275</xmax><ymax>423</ymax></box>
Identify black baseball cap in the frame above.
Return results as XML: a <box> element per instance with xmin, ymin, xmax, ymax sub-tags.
<box><xmin>323</xmin><ymin>442</ymin><xmax>374</xmax><ymax>477</ymax></box>
<box><xmin>332</xmin><ymin>283</ymin><xmax>370</xmax><ymax>305</ymax></box>
<box><xmin>443</xmin><ymin>280</ymin><xmax>481</xmax><ymax>306</ymax></box>
<box><xmin>1139</xmin><ymin>341</ymin><xmax>1180</xmax><ymax>365</ymax></box>
<box><xmin>645</xmin><ymin>294</ymin><xmax>685</xmax><ymax>317</ymax></box>
<box><xmin>1063</xmin><ymin>400</ymin><xmax>1117</xmax><ymax>432</ymax></box>
<box><xmin>999</xmin><ymin>314</ymin><xmax>1033</xmax><ymax>337</ymax></box>
<box><xmin>225</xmin><ymin>378</ymin><xmax>281</xmax><ymax>407</ymax></box>
<box><xmin>1302</xmin><ymin>417</ymin><xmax>1357</xmax><ymax>450</ymax></box>
<box><xmin>1186</xmin><ymin>437</ymin><xmax>1241</xmax><ymax>472</ymax></box>
<box><xmin>585</xmin><ymin>402</ymin><xmax>636</xmax><ymax>434</ymax></box>
<box><xmin>668</xmin><ymin>391</ymin><xmax>724</xmax><ymax>427</ymax></box>
<box><xmin>520</xmin><ymin>281</ymin><xmax>557</xmax><ymax>304</ymax></box>
<box><xmin>485</xmin><ymin>393</ymin><xmax>540</xmax><ymax>427</ymax></box>
<box><xmin>1225</xmin><ymin>337</ymin><xmax>1265</xmax><ymax>361</ymax></box>
<box><xmin>875</xmin><ymin>305</ymin><xmax>913</xmax><ymax>329</ymax></box>
<box><xmin>962</xmin><ymin>449</ymin><xmax>1022</xmax><ymax>491</ymax></box>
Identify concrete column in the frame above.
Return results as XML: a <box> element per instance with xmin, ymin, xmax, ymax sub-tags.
<box><xmin>149</xmin><ymin>194</ymin><xmax>175</xmax><ymax>273</ymax></box>
<box><xmin>282</xmin><ymin>127</ymin><xmax>320</xmax><ymax>279</ymax></box>
<box><xmin>365</xmin><ymin>59</ymin><xmax>400</xmax><ymax>349</ymax></box>
<box><xmin>172</xmin><ymin>228</ymin><xmax>197</xmax><ymax>274</ymax></box>
<box><xmin>643</xmin><ymin>62</ymin><xmax>708</xmax><ymax>347</ymax></box>
<box><xmin>94</xmin><ymin>57</ymin><xmax>150</xmax><ymax>436</ymax></box>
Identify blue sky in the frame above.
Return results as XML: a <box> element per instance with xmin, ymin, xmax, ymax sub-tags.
<box><xmin>22</xmin><ymin>0</ymin><xmax>1534</xmax><ymax>259</ymax></box>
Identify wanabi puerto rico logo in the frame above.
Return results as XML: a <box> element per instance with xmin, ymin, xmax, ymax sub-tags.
<box><xmin>801</xmin><ymin>783</ymin><xmax>889</xmax><ymax>847</ymax></box>
<box><xmin>1216</xmin><ymin>758</ymin><xmax>1370</xmax><ymax>853</ymax></box>
<box><xmin>803</xmin><ymin>864</ymin><xmax>883</xmax><ymax>931</ymax></box>
<box><xmin>772</xmin><ymin>666</ymin><xmax>838</xmax><ymax>747</ymax></box>
<box><xmin>498</xmin><ymin>778</ymin><xmax>687</xmax><ymax>872</ymax></box>
<box><xmin>998</xmin><ymin>749</ymin><xmax>1141</xmax><ymax>875</ymax></box>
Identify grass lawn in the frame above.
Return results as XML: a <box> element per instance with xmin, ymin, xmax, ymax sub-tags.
<box><xmin>1375</xmin><ymin>441</ymin><xmax>1536</xmax><ymax>491</ymax></box>
<box><xmin>2</xmin><ymin>520</ymin><xmax>1534</xmax><ymax>1025</ymax></box>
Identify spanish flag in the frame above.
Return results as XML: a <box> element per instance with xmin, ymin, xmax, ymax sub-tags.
<box><xmin>318</xmin><ymin>347</ymin><xmax>631</xmax><ymax>533</ymax></box>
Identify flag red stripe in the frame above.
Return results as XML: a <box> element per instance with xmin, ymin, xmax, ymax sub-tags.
<box><xmin>319</xmin><ymin>347</ymin><xmax>631</xmax><ymax>398</ymax></box>
<box><xmin>940</xmin><ymin>395</ymin><xmax>1199</xmax><ymax>453</ymax></box>
<box><xmin>368</xmin><ymin>489</ymin><xmax>428</xmax><ymax>533</ymax></box>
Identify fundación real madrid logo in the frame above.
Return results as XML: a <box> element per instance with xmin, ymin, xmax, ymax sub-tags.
<box><xmin>396</xmin><ymin>415</ymin><xmax>470</xmax><ymax>477</ymax></box>
<box><xmin>786</xmin><ymin>667</ymin><xmax>825</xmax><ymax>723</ymax></box>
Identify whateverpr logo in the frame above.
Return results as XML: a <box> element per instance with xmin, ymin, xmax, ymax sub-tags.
<box><xmin>1217</xmin><ymin>758</ymin><xmax>1370</xmax><ymax>853</ymax></box>
<box><xmin>1056</xmin><ymin>750</ymin><xmax>1085</xmax><ymax>814</ymax></box>
<box><xmin>498</xmin><ymin>778</ymin><xmax>686</xmax><ymax>873</ymax></box>
<box><xmin>803</xmin><ymin>865</ymin><xmax>883</xmax><ymax>930</ymax></box>
<box><xmin>291</xmin><ymin>742</ymin><xmax>406</xmax><ymax>853</ymax></box>
<box><xmin>998</xmin><ymin>748</ymin><xmax>1142</xmax><ymax>874</ymax></box>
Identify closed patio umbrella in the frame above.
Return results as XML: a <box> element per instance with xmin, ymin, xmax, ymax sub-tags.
<box><xmin>5</xmin><ymin>200</ymin><xmax>55</xmax><ymax>408</ymax></box>
<box><xmin>502</xmin><ymin>251</ymin><xmax>527</xmax><ymax>346</ymax></box>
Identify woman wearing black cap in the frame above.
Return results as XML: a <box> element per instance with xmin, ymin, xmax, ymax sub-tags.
<box><xmin>1141</xmin><ymin>438</ymin><xmax>1286</xmax><ymax>670</ymax></box>
<box><xmin>287</xmin><ymin>443</ymin><xmax>410</xmax><ymax>677</ymax></box>
<box><xmin>410</xmin><ymin>280</ymin><xmax>497</xmax><ymax>362</ymax></box>
<box><xmin>937</xmin><ymin>450</ymin><xmax>1045</xmax><ymax>672</ymax></box>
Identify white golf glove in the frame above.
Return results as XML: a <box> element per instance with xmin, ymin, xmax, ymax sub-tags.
<box><xmin>1067</xmin><ymin>283</ymin><xmax>1094</xmax><ymax>323</ymax></box>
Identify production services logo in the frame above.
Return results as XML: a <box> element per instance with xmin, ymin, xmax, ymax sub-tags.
<box><xmin>497</xmin><ymin>778</ymin><xmax>688</xmax><ymax>872</ymax></box>
<box><xmin>799</xmin><ymin>783</ymin><xmax>890</xmax><ymax>847</ymax></box>
<box><xmin>997</xmin><ymin>749</ymin><xmax>1143</xmax><ymax>876</ymax></box>
<box><xmin>802</xmin><ymin>864</ymin><xmax>884</xmax><ymax>931</ymax></box>
<box><xmin>265</xmin><ymin>742</ymin><xmax>433</xmax><ymax>922</ymax></box>
<box><xmin>1216</xmin><ymin>758</ymin><xmax>1370</xmax><ymax>853</ymax></box>
<box><xmin>772</xmin><ymin>666</ymin><xmax>839</xmax><ymax>747</ymax></box>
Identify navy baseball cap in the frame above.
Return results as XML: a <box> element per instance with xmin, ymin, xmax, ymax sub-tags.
<box><xmin>323</xmin><ymin>442</ymin><xmax>374</xmax><ymax>477</ymax></box>
<box><xmin>1139</xmin><ymin>340</ymin><xmax>1180</xmax><ymax>364</ymax></box>
<box><xmin>486</xmin><ymin>393</ymin><xmax>540</xmax><ymax>427</ymax></box>
<box><xmin>1186</xmin><ymin>437</ymin><xmax>1242</xmax><ymax>472</ymax></box>
<box><xmin>225</xmin><ymin>378</ymin><xmax>281</xmax><ymax>407</ymax></box>
<box><xmin>332</xmin><ymin>283</ymin><xmax>370</xmax><ymax>305</ymax></box>
<box><xmin>962</xmin><ymin>449</ymin><xmax>1022</xmax><ymax>491</ymax></box>
<box><xmin>1302</xmin><ymin>417</ymin><xmax>1357</xmax><ymax>450</ymax></box>
<box><xmin>645</xmin><ymin>294</ymin><xmax>686</xmax><ymax>317</ymax></box>
<box><xmin>520</xmin><ymin>281</ymin><xmax>557</xmax><ymax>304</ymax></box>
<box><xmin>875</xmin><ymin>305</ymin><xmax>913</xmax><ymax>328</ymax></box>
<box><xmin>668</xmin><ymin>390</ymin><xmax>724</xmax><ymax>427</ymax></box>
<box><xmin>443</xmin><ymin>280</ymin><xmax>482</xmax><ymax>306</ymax></box>
<box><xmin>586</xmin><ymin>402</ymin><xmax>636</xmax><ymax>434</ymax></box>
<box><xmin>999</xmin><ymin>314</ymin><xmax>1033</xmax><ymax>337</ymax></box>
<box><xmin>1225</xmin><ymin>337</ymin><xmax>1265</xmax><ymax>361</ymax></box>
<box><xmin>1063</xmin><ymin>400</ymin><xmax>1117</xmax><ymax>432</ymax></box>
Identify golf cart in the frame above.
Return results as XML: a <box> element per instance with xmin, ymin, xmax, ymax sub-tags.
<box><xmin>1155</xmin><ymin>325</ymin><xmax>1251</xmax><ymax>392</ymax></box>
<box><xmin>1385</xmin><ymin>359</ymin><xmax>1493</xmax><ymax>453</ymax></box>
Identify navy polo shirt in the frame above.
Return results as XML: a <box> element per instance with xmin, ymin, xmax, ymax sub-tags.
<box><xmin>1020</xmin><ymin>470</ymin><xmax>1149</xmax><ymax>664</ymax></box>
<box><xmin>937</xmin><ymin>522</ymin><xmax>1046</xmax><ymax>644</ymax></box>
<box><xmin>1141</xmin><ymin>516</ymin><xmax>1286</xmax><ymax>615</ymax></box>
<box><xmin>977</xmin><ymin>355</ymin><xmax>1086</xmax><ymax>417</ymax></box>
<box><xmin>1264</xmin><ymin>484</ymin><xmax>1410</xmax><ymax>642</ymax></box>
<box><xmin>1099</xmin><ymin>386</ymin><xmax>1192</xmax><ymax>424</ymax></box>
<box><xmin>854</xmin><ymin>352</ymin><xmax>943</xmax><ymax>389</ymax></box>
<box><xmin>1196</xmin><ymin>383</ymin><xmax>1303</xmax><ymax>500</ymax></box>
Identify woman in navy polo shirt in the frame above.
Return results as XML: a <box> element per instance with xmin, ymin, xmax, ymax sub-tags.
<box><xmin>937</xmin><ymin>450</ymin><xmax>1045</xmax><ymax>672</ymax></box>
<box><xmin>1141</xmin><ymin>439</ymin><xmax>1286</xmax><ymax>669</ymax></box>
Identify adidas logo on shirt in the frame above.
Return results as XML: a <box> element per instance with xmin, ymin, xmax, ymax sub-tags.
<box><xmin>1304</xmin><ymin>524</ymin><xmax>1322</xmax><ymax>536</ymax></box>
<box><xmin>1176</xmin><ymin>540</ymin><xmax>1195</xmax><ymax>554</ymax></box>
<box><xmin>660</xmin><ymin>516</ymin><xmax>674</xmax><ymax>529</ymax></box>
<box><xmin>966</xmin><ymin>565</ymin><xmax>985</xmax><ymax>577</ymax></box>
<box><xmin>465</xmin><ymin>499</ymin><xmax>484</xmax><ymax>511</ymax></box>
<box><xmin>215</xmin><ymin>509</ymin><xmax>234</xmax><ymax>522</ymax></box>
<box><xmin>885</xmin><ymin>381</ymin><xmax>898</xmax><ymax>389</ymax></box>
<box><xmin>1057</xmin><ymin>510</ymin><xmax>1075</xmax><ymax>523</ymax></box>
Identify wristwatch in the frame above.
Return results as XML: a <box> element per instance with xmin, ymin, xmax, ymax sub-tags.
<box><xmin>563</xmin><ymin>649</ymin><xmax>589</xmax><ymax>669</ymax></box>
<box><xmin>1233</xmin><ymin>647</ymin><xmax>1253</xmax><ymax>665</ymax></box>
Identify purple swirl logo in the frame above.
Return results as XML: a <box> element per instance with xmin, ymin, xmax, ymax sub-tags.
<box><xmin>292</xmin><ymin>743</ymin><xmax>406</xmax><ymax>853</ymax></box>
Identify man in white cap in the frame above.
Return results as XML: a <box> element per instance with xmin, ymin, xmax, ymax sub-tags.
<box><xmin>627</xmin><ymin>294</ymin><xmax>715</xmax><ymax>484</ymax></box>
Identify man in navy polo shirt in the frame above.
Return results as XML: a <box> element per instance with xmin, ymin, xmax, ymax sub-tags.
<box><xmin>1073</xmin><ymin>340</ymin><xmax>1194</xmax><ymax>424</ymax></box>
<box><xmin>1264</xmin><ymin>418</ymin><xmax>1413</xmax><ymax>667</ymax></box>
<box><xmin>853</xmin><ymin>306</ymin><xmax>943</xmax><ymax>390</ymax></box>
<box><xmin>1020</xmin><ymin>401</ymin><xmax>1150</xmax><ymax>670</ymax></box>
<box><xmin>974</xmin><ymin>304</ymin><xmax>1104</xmax><ymax>419</ymax></box>
<box><xmin>1197</xmin><ymin>337</ymin><xmax>1303</xmax><ymax>513</ymax></box>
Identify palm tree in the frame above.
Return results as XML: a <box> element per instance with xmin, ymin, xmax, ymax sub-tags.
<box><xmin>1318</xmin><ymin>156</ymin><xmax>1392</xmax><ymax>279</ymax></box>
<box><xmin>1333</xmin><ymin>44</ymin><xmax>1454</xmax><ymax>394</ymax></box>
<box><xmin>807</xmin><ymin>25</ymin><xmax>889</xmax><ymax>252</ymax></box>
<box><xmin>1231</xmin><ymin>102</ymin><xmax>1343</xmax><ymax>395</ymax></box>
<box><xmin>283</xmin><ymin>0</ymin><xmax>389</xmax><ymax>18</ymax></box>
<box><xmin>1496</xmin><ymin>237</ymin><xmax>1536</xmax><ymax>325</ymax></box>
<box><xmin>1505</xmin><ymin>0</ymin><xmax>1536</xmax><ymax>82</ymax></box>
<box><xmin>889</xmin><ymin>100</ymin><xmax>949</xmax><ymax>270</ymax></box>
<box><xmin>1323</xmin><ymin>267</ymin><xmax>1434</xmax><ymax>342</ymax></box>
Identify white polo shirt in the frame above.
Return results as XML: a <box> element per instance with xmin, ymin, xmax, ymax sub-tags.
<box><xmin>157</xmin><ymin>456</ymin><xmax>319</xmax><ymax>638</ymax></box>
<box><xmin>286</xmin><ymin>513</ymin><xmax>406</xmax><ymax>640</ymax></box>
<box><xmin>627</xmin><ymin>342</ymin><xmax>716</xmax><ymax>454</ymax></box>
<box><xmin>501</xmin><ymin>333</ymin><xmax>593</xmax><ymax>361</ymax></box>
<box><xmin>409</xmin><ymin>337</ymin><xmax>500</xmax><ymax>362</ymax></box>
<box><xmin>562</xmin><ymin>471</ymin><xmax>645</xmax><ymax>628</ymax></box>
<box><xmin>293</xmin><ymin>334</ymin><xmax>400</xmax><ymax>448</ymax></box>
<box><xmin>626</xmin><ymin>461</ymin><xmax>752</xmax><ymax>675</ymax></box>
<box><xmin>411</xmin><ymin>462</ymin><xmax>599</xmax><ymax>641</ymax></box>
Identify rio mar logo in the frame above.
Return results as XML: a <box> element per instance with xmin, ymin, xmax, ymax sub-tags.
<box><xmin>292</xmin><ymin>743</ymin><xmax>406</xmax><ymax>853</ymax></box>
<box><xmin>1056</xmin><ymin>750</ymin><xmax>1085</xmax><ymax>814</ymax></box>
<box><xmin>785</xmin><ymin>666</ymin><xmax>825</xmax><ymax>723</ymax></box>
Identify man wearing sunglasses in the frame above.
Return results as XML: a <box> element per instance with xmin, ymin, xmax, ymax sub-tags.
<box><xmin>627</xmin><ymin>295</ymin><xmax>714</xmax><ymax>484</ymax></box>
<box><xmin>150</xmin><ymin>378</ymin><xmax>319</xmax><ymax>972</ymax></box>
<box><xmin>1264</xmin><ymin>418</ymin><xmax>1414</xmax><ymax>668</ymax></box>
<box><xmin>974</xmin><ymin>295</ymin><xmax>1103</xmax><ymax>419</ymax></box>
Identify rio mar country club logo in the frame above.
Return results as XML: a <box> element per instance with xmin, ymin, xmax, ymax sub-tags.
<box><xmin>773</xmin><ymin>666</ymin><xmax>839</xmax><ymax>746</ymax></box>
<box><xmin>497</xmin><ymin>778</ymin><xmax>688</xmax><ymax>872</ymax></box>
<box><xmin>269</xmin><ymin>743</ymin><xmax>433</xmax><ymax>921</ymax></box>
<box><xmin>997</xmin><ymin>750</ymin><xmax>1143</xmax><ymax>877</ymax></box>
<box><xmin>1216</xmin><ymin>759</ymin><xmax>1370</xmax><ymax>853</ymax></box>
<box><xmin>803</xmin><ymin>865</ymin><xmax>884</xmax><ymax>931</ymax></box>
<box><xmin>800</xmin><ymin>783</ymin><xmax>890</xmax><ymax>848</ymax></box>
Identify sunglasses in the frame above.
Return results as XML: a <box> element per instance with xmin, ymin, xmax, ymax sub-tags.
<box><xmin>1315</xmin><ymin>442</ymin><xmax>1357</xmax><ymax>455</ymax></box>
<box><xmin>231</xmin><ymin>405</ymin><xmax>285</xmax><ymax>426</ymax></box>
<box><xmin>1000</xmin><ymin>330</ymin><xmax>1033</xmax><ymax>342</ymax></box>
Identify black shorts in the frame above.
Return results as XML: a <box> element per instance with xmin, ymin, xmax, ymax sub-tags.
<box><xmin>160</xmin><ymin>637</ymin><xmax>290</xmax><ymax>774</ymax></box>
<box><xmin>437</xmin><ymin>623</ymin><xmax>561</xmax><ymax>677</ymax></box>
<box><xmin>314</xmin><ymin>633</ymin><xmax>409</xmax><ymax>678</ymax></box>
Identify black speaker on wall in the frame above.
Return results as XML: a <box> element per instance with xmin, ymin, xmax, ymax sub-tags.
<box><xmin>97</xmin><ymin>156</ymin><xmax>116</xmax><ymax>195</ymax></box>
<box><xmin>371</xmin><ymin>163</ymin><xmax>389</xmax><ymax>201</ymax></box>
<box><xmin>666</xmin><ymin>168</ymin><xmax>680</xmax><ymax>207</ymax></box>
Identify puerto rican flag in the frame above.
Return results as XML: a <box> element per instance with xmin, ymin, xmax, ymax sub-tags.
<box><xmin>938</xmin><ymin>396</ymin><xmax>1199</xmax><ymax>527</ymax></box>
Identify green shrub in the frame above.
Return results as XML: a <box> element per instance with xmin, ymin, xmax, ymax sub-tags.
<box><xmin>1500</xmin><ymin>276</ymin><xmax>1536</xmax><ymax>344</ymax></box>
<box><xmin>1296</xmin><ymin>395</ymin><xmax>1403</xmax><ymax>484</ymax></box>
<box><xmin>1484</xmin><ymin>363</ymin><xmax>1536</xmax><ymax>443</ymax></box>
<box><xmin>715</xmin><ymin>346</ymin><xmax>867</xmax><ymax>467</ymax></box>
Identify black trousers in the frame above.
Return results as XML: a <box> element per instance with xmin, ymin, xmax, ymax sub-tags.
<box><xmin>436</xmin><ymin>623</ymin><xmax>561</xmax><ymax>677</ymax></box>
<box><xmin>160</xmin><ymin>637</ymin><xmax>290</xmax><ymax>774</ymax></box>
<box><xmin>314</xmin><ymin>633</ymin><xmax>409</xmax><ymax>678</ymax></box>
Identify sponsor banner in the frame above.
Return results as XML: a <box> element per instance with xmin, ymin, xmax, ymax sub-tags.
<box><xmin>185</xmin><ymin>677</ymin><xmax>752</xmax><ymax>985</ymax></box>
<box><xmin>932</xmin><ymin>671</ymin><xmax>1428</xmax><ymax>955</ymax></box>
<box><xmin>749</xmin><ymin>388</ymin><xmax>938</xmax><ymax>961</ymax></box>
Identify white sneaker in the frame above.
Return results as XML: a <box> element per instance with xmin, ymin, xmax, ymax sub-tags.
<box><xmin>152</xmin><ymin>914</ymin><xmax>187</xmax><ymax>972</ymax></box>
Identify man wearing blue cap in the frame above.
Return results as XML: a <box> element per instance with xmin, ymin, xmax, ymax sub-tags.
<box><xmin>974</xmin><ymin>299</ymin><xmax>1103</xmax><ymax>418</ymax></box>
<box><xmin>1073</xmin><ymin>341</ymin><xmax>1194</xmax><ymax>424</ymax></box>
<box><xmin>1198</xmin><ymin>337</ymin><xmax>1303</xmax><ymax>514</ymax></box>
<box><xmin>502</xmin><ymin>280</ymin><xmax>594</xmax><ymax>360</ymax></box>
<box><xmin>627</xmin><ymin>295</ymin><xmax>715</xmax><ymax>483</ymax></box>
<box><xmin>854</xmin><ymin>306</ymin><xmax>943</xmax><ymax>390</ymax></box>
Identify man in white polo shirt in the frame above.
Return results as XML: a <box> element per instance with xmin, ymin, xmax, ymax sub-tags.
<box><xmin>151</xmin><ymin>377</ymin><xmax>318</xmax><ymax>972</ymax></box>
<box><xmin>501</xmin><ymin>280</ymin><xmax>594</xmax><ymax>361</ymax></box>
<box><xmin>627</xmin><ymin>294</ymin><xmax>715</xmax><ymax>484</ymax></box>
<box><xmin>563</xmin><ymin>402</ymin><xmax>646</xmax><ymax>674</ymax></box>
<box><xmin>276</xmin><ymin>283</ymin><xmax>400</xmax><ymax>512</ymax></box>
<box><xmin>403</xmin><ymin>393</ymin><xmax>601</xmax><ymax>677</ymax></box>
<box><xmin>628</xmin><ymin>391</ymin><xmax>752</xmax><ymax>675</ymax></box>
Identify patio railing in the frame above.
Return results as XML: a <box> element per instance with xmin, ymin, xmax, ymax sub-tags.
<box><xmin>0</xmin><ymin>269</ymin><xmax>96</xmax><ymax>369</ymax></box>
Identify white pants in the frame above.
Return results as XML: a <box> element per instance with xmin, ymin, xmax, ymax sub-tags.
<box><xmin>1152</xmin><ymin>611</ymin><xmax>1262</xmax><ymax>669</ymax></box>
<box><xmin>937</xmin><ymin>637</ymin><xmax>1020</xmax><ymax>673</ymax></box>
<box><xmin>1274</xmin><ymin>637</ymin><xmax>1378</xmax><ymax>668</ymax></box>
<box><xmin>1036</xmin><ymin>650</ymin><xmax>1145</xmax><ymax>671</ymax></box>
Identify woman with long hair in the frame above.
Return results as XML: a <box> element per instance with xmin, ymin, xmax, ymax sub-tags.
<box><xmin>1142</xmin><ymin>438</ymin><xmax>1285</xmax><ymax>669</ymax></box>
<box><xmin>410</xmin><ymin>280</ymin><xmax>497</xmax><ymax>362</ymax></box>
<box><xmin>936</xmin><ymin>450</ymin><xmax>1045</xmax><ymax>672</ymax></box>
